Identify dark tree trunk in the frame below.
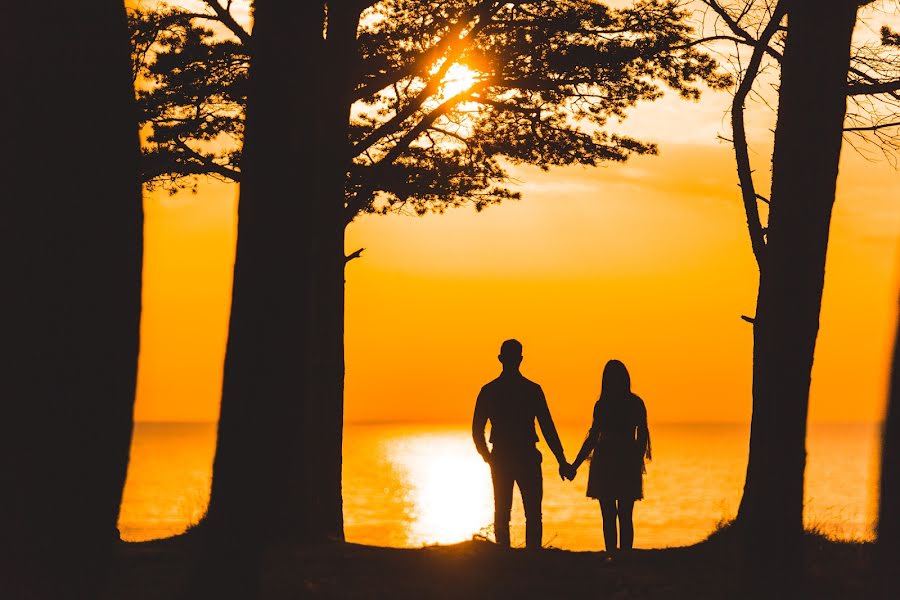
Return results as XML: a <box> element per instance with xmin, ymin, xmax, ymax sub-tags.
<box><xmin>203</xmin><ymin>0</ymin><xmax>324</xmax><ymax>560</ymax></box>
<box><xmin>300</xmin><ymin>209</ymin><xmax>348</xmax><ymax>542</ymax></box>
<box><xmin>878</xmin><ymin>296</ymin><xmax>900</xmax><ymax>597</ymax></box>
<box><xmin>736</xmin><ymin>0</ymin><xmax>858</xmax><ymax>585</ymax></box>
<box><xmin>0</xmin><ymin>2</ymin><xmax>142</xmax><ymax>598</ymax></box>
<box><xmin>297</xmin><ymin>2</ymin><xmax>361</xmax><ymax>543</ymax></box>
<box><xmin>205</xmin><ymin>0</ymin><xmax>361</xmax><ymax>550</ymax></box>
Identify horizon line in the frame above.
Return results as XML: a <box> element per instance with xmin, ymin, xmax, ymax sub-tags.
<box><xmin>133</xmin><ymin>418</ymin><xmax>884</xmax><ymax>426</ymax></box>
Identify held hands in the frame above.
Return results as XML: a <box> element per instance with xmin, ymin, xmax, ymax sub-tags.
<box><xmin>558</xmin><ymin>461</ymin><xmax>577</xmax><ymax>481</ymax></box>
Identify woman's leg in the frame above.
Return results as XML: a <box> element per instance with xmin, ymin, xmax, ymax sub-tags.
<box><xmin>598</xmin><ymin>498</ymin><xmax>618</xmax><ymax>552</ymax></box>
<box><xmin>617</xmin><ymin>499</ymin><xmax>635</xmax><ymax>550</ymax></box>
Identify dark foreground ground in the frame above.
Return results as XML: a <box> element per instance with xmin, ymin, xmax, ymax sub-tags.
<box><xmin>107</xmin><ymin>530</ymin><xmax>874</xmax><ymax>599</ymax></box>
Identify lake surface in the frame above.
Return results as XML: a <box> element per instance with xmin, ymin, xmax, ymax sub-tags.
<box><xmin>119</xmin><ymin>422</ymin><xmax>881</xmax><ymax>550</ymax></box>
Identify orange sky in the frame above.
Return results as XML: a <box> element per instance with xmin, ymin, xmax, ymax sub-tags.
<box><xmin>133</xmin><ymin>5</ymin><xmax>900</xmax><ymax>426</ymax></box>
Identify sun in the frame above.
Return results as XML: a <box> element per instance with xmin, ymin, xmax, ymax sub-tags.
<box><xmin>439</xmin><ymin>62</ymin><xmax>481</xmax><ymax>98</ymax></box>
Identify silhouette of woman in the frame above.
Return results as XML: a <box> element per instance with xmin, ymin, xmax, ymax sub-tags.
<box><xmin>570</xmin><ymin>359</ymin><xmax>651</xmax><ymax>553</ymax></box>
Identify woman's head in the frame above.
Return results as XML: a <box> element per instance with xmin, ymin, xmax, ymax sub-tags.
<box><xmin>600</xmin><ymin>359</ymin><xmax>631</xmax><ymax>399</ymax></box>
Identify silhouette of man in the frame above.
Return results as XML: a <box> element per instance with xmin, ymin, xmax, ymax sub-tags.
<box><xmin>472</xmin><ymin>339</ymin><xmax>569</xmax><ymax>549</ymax></box>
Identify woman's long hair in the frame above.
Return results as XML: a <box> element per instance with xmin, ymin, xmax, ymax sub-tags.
<box><xmin>596</xmin><ymin>360</ymin><xmax>651</xmax><ymax>462</ymax></box>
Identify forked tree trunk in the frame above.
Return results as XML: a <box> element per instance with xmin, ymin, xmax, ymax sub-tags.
<box><xmin>878</xmin><ymin>296</ymin><xmax>900</xmax><ymax>597</ymax></box>
<box><xmin>0</xmin><ymin>2</ymin><xmax>142</xmax><ymax>597</ymax></box>
<box><xmin>736</xmin><ymin>0</ymin><xmax>858</xmax><ymax>584</ymax></box>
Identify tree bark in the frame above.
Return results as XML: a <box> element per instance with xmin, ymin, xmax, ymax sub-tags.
<box><xmin>298</xmin><ymin>0</ymin><xmax>361</xmax><ymax>542</ymax></box>
<box><xmin>736</xmin><ymin>0</ymin><xmax>858</xmax><ymax>585</ymax></box>
<box><xmin>878</xmin><ymin>295</ymin><xmax>900</xmax><ymax>597</ymax></box>
<box><xmin>300</xmin><ymin>212</ymin><xmax>348</xmax><ymax>541</ymax></box>
<box><xmin>204</xmin><ymin>0</ymin><xmax>323</xmax><ymax>553</ymax></box>
<box><xmin>0</xmin><ymin>2</ymin><xmax>142</xmax><ymax>597</ymax></box>
<box><xmin>205</xmin><ymin>0</ymin><xmax>361</xmax><ymax>549</ymax></box>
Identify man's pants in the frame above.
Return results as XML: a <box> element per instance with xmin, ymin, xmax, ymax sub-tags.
<box><xmin>490</xmin><ymin>449</ymin><xmax>543</xmax><ymax>549</ymax></box>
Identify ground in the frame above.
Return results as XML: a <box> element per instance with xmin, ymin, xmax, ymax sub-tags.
<box><xmin>106</xmin><ymin>530</ymin><xmax>875</xmax><ymax>599</ymax></box>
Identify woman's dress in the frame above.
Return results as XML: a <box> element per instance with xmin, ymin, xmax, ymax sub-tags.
<box><xmin>585</xmin><ymin>393</ymin><xmax>649</xmax><ymax>501</ymax></box>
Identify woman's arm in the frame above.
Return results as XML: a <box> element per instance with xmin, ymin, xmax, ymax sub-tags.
<box><xmin>572</xmin><ymin>401</ymin><xmax>601</xmax><ymax>470</ymax></box>
<box><xmin>635</xmin><ymin>395</ymin><xmax>651</xmax><ymax>461</ymax></box>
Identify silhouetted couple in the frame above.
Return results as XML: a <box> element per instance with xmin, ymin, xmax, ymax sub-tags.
<box><xmin>472</xmin><ymin>339</ymin><xmax>651</xmax><ymax>552</ymax></box>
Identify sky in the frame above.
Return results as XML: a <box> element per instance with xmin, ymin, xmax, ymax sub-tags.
<box><xmin>132</xmin><ymin>2</ymin><xmax>900</xmax><ymax>425</ymax></box>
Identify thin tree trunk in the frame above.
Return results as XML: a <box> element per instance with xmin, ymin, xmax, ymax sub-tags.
<box><xmin>298</xmin><ymin>0</ymin><xmax>360</xmax><ymax>542</ymax></box>
<box><xmin>736</xmin><ymin>0</ymin><xmax>858</xmax><ymax>585</ymax></box>
<box><xmin>204</xmin><ymin>0</ymin><xmax>324</xmax><ymax>557</ymax></box>
<box><xmin>878</xmin><ymin>295</ymin><xmax>900</xmax><ymax>597</ymax></box>
<box><xmin>0</xmin><ymin>2</ymin><xmax>142</xmax><ymax>597</ymax></box>
<box><xmin>301</xmin><ymin>214</ymin><xmax>348</xmax><ymax>541</ymax></box>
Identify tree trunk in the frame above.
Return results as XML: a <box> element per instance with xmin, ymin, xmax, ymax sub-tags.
<box><xmin>878</xmin><ymin>296</ymin><xmax>900</xmax><ymax>597</ymax></box>
<box><xmin>295</xmin><ymin>1</ymin><xmax>360</xmax><ymax>542</ymax></box>
<box><xmin>736</xmin><ymin>0</ymin><xmax>858</xmax><ymax>584</ymax></box>
<box><xmin>300</xmin><ymin>212</ymin><xmax>348</xmax><ymax>541</ymax></box>
<box><xmin>205</xmin><ymin>0</ymin><xmax>360</xmax><ymax>549</ymax></box>
<box><xmin>0</xmin><ymin>2</ymin><xmax>142</xmax><ymax>597</ymax></box>
<box><xmin>204</xmin><ymin>0</ymin><xmax>324</xmax><ymax>555</ymax></box>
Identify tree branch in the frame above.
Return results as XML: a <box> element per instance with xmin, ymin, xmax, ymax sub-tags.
<box><xmin>844</xmin><ymin>120</ymin><xmax>900</xmax><ymax>132</ymax></box>
<box><xmin>847</xmin><ymin>76</ymin><xmax>900</xmax><ymax>98</ymax></box>
<box><xmin>702</xmin><ymin>0</ymin><xmax>784</xmax><ymax>63</ymax></box>
<box><xmin>354</xmin><ymin>0</ymin><xmax>497</xmax><ymax>101</ymax></box>
<box><xmin>352</xmin><ymin>3</ymin><xmax>500</xmax><ymax>157</ymax></box>
<box><xmin>174</xmin><ymin>137</ymin><xmax>241</xmax><ymax>181</ymax></box>
<box><xmin>201</xmin><ymin>0</ymin><xmax>251</xmax><ymax>45</ymax></box>
<box><xmin>729</xmin><ymin>0</ymin><xmax>787</xmax><ymax>270</ymax></box>
<box><xmin>347</xmin><ymin>84</ymin><xmax>485</xmax><ymax>216</ymax></box>
<box><xmin>345</xmin><ymin>247</ymin><xmax>365</xmax><ymax>262</ymax></box>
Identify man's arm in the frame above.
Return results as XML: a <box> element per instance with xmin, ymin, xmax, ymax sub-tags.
<box><xmin>472</xmin><ymin>386</ymin><xmax>491</xmax><ymax>463</ymax></box>
<box><xmin>535</xmin><ymin>386</ymin><xmax>566</xmax><ymax>467</ymax></box>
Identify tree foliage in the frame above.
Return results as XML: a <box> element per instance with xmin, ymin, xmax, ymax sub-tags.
<box><xmin>130</xmin><ymin>6</ymin><xmax>247</xmax><ymax>190</ymax></box>
<box><xmin>130</xmin><ymin>0</ymin><xmax>729</xmax><ymax>212</ymax></box>
<box><xmin>885</xmin><ymin>26</ymin><xmax>900</xmax><ymax>47</ymax></box>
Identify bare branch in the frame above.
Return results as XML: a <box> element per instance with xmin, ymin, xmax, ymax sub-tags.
<box><xmin>729</xmin><ymin>0</ymin><xmax>787</xmax><ymax>270</ymax></box>
<box><xmin>702</xmin><ymin>0</ymin><xmax>784</xmax><ymax>63</ymax></box>
<box><xmin>345</xmin><ymin>247</ymin><xmax>365</xmax><ymax>262</ymax></box>
<box><xmin>844</xmin><ymin>120</ymin><xmax>900</xmax><ymax>132</ymax></box>
<box><xmin>847</xmin><ymin>76</ymin><xmax>900</xmax><ymax>97</ymax></box>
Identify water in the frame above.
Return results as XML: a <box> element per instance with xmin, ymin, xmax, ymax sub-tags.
<box><xmin>118</xmin><ymin>422</ymin><xmax>881</xmax><ymax>550</ymax></box>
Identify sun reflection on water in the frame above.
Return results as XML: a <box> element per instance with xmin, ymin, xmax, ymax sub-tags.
<box><xmin>386</xmin><ymin>432</ymin><xmax>494</xmax><ymax>546</ymax></box>
<box><xmin>119</xmin><ymin>423</ymin><xmax>879</xmax><ymax>548</ymax></box>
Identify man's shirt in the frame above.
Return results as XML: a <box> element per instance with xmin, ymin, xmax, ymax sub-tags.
<box><xmin>472</xmin><ymin>371</ymin><xmax>564</xmax><ymax>462</ymax></box>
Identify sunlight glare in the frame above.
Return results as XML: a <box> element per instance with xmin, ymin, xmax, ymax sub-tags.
<box><xmin>387</xmin><ymin>433</ymin><xmax>493</xmax><ymax>546</ymax></box>
<box><xmin>440</xmin><ymin>62</ymin><xmax>479</xmax><ymax>99</ymax></box>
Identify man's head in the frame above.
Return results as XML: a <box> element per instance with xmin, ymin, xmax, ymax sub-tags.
<box><xmin>498</xmin><ymin>339</ymin><xmax>523</xmax><ymax>370</ymax></box>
